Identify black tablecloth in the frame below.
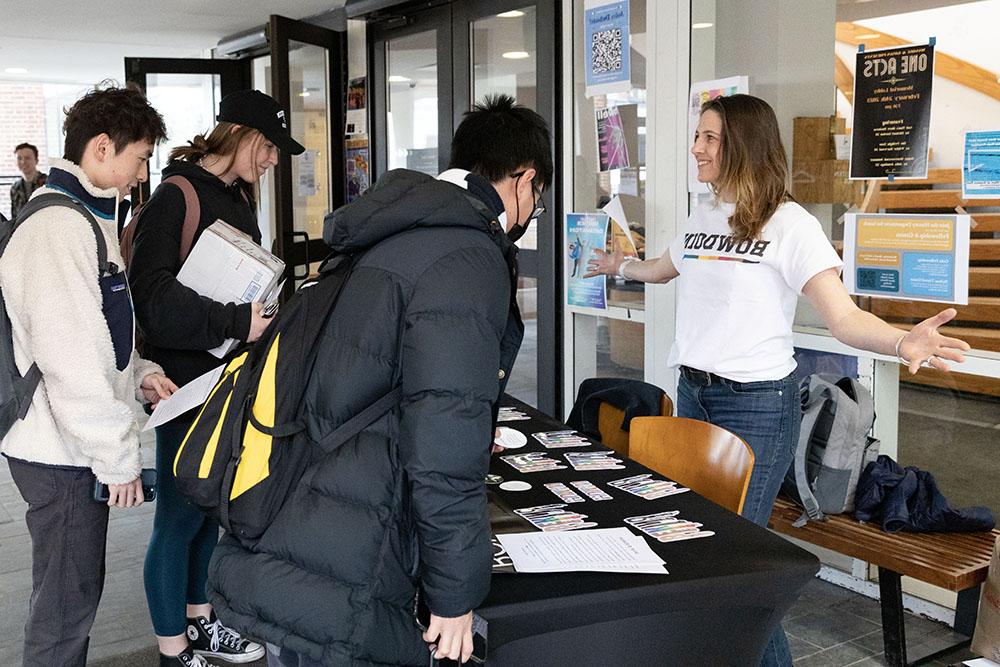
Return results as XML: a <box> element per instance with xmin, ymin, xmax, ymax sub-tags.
<box><xmin>476</xmin><ymin>396</ymin><xmax>819</xmax><ymax>666</ymax></box>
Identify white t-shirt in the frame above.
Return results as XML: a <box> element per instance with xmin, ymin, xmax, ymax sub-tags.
<box><xmin>667</xmin><ymin>199</ymin><xmax>843</xmax><ymax>382</ymax></box>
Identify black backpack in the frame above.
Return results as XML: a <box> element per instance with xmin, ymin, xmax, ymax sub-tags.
<box><xmin>172</xmin><ymin>252</ymin><xmax>400</xmax><ymax>546</ymax></box>
<box><xmin>0</xmin><ymin>193</ymin><xmax>112</xmax><ymax>437</ymax></box>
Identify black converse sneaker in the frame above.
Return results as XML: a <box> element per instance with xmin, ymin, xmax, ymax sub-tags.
<box><xmin>187</xmin><ymin>614</ymin><xmax>265</xmax><ymax>664</ymax></box>
<box><xmin>160</xmin><ymin>647</ymin><xmax>220</xmax><ymax>666</ymax></box>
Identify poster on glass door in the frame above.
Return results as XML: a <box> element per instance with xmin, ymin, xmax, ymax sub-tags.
<box><xmin>962</xmin><ymin>130</ymin><xmax>1000</xmax><ymax>198</ymax></box>
<box><xmin>566</xmin><ymin>212</ymin><xmax>609</xmax><ymax>310</ymax></box>
<box><xmin>850</xmin><ymin>43</ymin><xmax>934</xmax><ymax>180</ymax></box>
<box><xmin>583</xmin><ymin>0</ymin><xmax>631</xmax><ymax>98</ymax></box>
<box><xmin>843</xmin><ymin>213</ymin><xmax>970</xmax><ymax>304</ymax></box>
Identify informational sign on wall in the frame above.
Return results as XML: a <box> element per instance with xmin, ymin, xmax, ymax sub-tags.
<box><xmin>346</xmin><ymin>77</ymin><xmax>367</xmax><ymax>135</ymax></box>
<box><xmin>850</xmin><ymin>43</ymin><xmax>935</xmax><ymax>180</ymax></box>
<box><xmin>687</xmin><ymin>76</ymin><xmax>749</xmax><ymax>193</ymax></box>
<box><xmin>963</xmin><ymin>130</ymin><xmax>1000</xmax><ymax>198</ymax></box>
<box><xmin>345</xmin><ymin>137</ymin><xmax>370</xmax><ymax>203</ymax></box>
<box><xmin>596</xmin><ymin>105</ymin><xmax>638</xmax><ymax>172</ymax></box>
<box><xmin>583</xmin><ymin>0</ymin><xmax>631</xmax><ymax>98</ymax></box>
<box><xmin>843</xmin><ymin>213</ymin><xmax>969</xmax><ymax>304</ymax></box>
<box><xmin>566</xmin><ymin>212</ymin><xmax>609</xmax><ymax>310</ymax></box>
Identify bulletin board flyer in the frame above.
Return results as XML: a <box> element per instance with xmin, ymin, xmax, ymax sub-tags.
<box><xmin>843</xmin><ymin>213</ymin><xmax>970</xmax><ymax>304</ymax></box>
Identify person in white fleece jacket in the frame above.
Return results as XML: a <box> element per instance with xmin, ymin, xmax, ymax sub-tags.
<box><xmin>0</xmin><ymin>85</ymin><xmax>177</xmax><ymax>667</ymax></box>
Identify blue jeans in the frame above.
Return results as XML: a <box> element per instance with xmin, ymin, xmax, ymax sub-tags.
<box><xmin>677</xmin><ymin>370</ymin><xmax>800</xmax><ymax>667</ymax></box>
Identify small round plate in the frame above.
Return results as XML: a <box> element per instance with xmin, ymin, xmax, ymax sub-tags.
<box><xmin>495</xmin><ymin>427</ymin><xmax>528</xmax><ymax>449</ymax></box>
<box><xmin>499</xmin><ymin>481</ymin><xmax>531</xmax><ymax>492</ymax></box>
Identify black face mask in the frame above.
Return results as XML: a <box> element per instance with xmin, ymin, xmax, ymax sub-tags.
<box><xmin>507</xmin><ymin>217</ymin><xmax>532</xmax><ymax>243</ymax></box>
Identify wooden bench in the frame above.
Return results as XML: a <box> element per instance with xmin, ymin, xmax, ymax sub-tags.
<box><xmin>769</xmin><ymin>496</ymin><xmax>999</xmax><ymax>666</ymax></box>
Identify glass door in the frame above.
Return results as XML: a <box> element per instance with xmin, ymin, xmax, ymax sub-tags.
<box><xmin>370</xmin><ymin>6</ymin><xmax>453</xmax><ymax>179</ymax></box>
<box><xmin>124</xmin><ymin>57</ymin><xmax>249</xmax><ymax>207</ymax></box>
<box><xmin>268</xmin><ymin>15</ymin><xmax>346</xmax><ymax>293</ymax></box>
<box><xmin>455</xmin><ymin>0</ymin><xmax>560</xmax><ymax>414</ymax></box>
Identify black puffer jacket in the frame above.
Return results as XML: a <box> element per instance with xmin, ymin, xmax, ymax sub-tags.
<box><xmin>208</xmin><ymin>169</ymin><xmax>523</xmax><ymax>665</ymax></box>
<box><xmin>129</xmin><ymin>160</ymin><xmax>257</xmax><ymax>386</ymax></box>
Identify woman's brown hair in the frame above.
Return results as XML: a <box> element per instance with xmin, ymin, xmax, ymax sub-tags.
<box><xmin>169</xmin><ymin>122</ymin><xmax>263</xmax><ymax>205</ymax></box>
<box><xmin>700</xmin><ymin>94</ymin><xmax>791</xmax><ymax>242</ymax></box>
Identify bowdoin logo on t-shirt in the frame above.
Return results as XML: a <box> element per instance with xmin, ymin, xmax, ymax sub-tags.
<box><xmin>277</xmin><ymin>110</ymin><xmax>287</xmax><ymax>129</ymax></box>
<box><xmin>681</xmin><ymin>232</ymin><xmax>771</xmax><ymax>263</ymax></box>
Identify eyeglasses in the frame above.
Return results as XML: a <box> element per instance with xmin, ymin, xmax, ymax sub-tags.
<box><xmin>510</xmin><ymin>170</ymin><xmax>546</xmax><ymax>220</ymax></box>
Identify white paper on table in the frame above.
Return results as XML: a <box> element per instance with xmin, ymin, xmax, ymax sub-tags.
<box><xmin>964</xmin><ymin>660</ymin><xmax>1000</xmax><ymax>667</ymax></box>
<box><xmin>497</xmin><ymin>528</ymin><xmax>668</xmax><ymax>574</ymax></box>
<box><xmin>142</xmin><ymin>365</ymin><xmax>225</xmax><ymax>431</ymax></box>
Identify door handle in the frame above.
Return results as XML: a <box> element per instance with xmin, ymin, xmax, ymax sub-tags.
<box><xmin>288</xmin><ymin>231</ymin><xmax>311</xmax><ymax>280</ymax></box>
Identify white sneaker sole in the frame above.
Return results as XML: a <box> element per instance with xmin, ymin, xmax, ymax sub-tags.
<box><xmin>192</xmin><ymin>644</ymin><xmax>266</xmax><ymax>664</ymax></box>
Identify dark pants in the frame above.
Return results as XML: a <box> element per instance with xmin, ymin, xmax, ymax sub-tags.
<box><xmin>7</xmin><ymin>456</ymin><xmax>110</xmax><ymax>667</ymax></box>
<box><xmin>678</xmin><ymin>371</ymin><xmax>801</xmax><ymax>667</ymax></box>
<box><xmin>143</xmin><ymin>419</ymin><xmax>219</xmax><ymax>636</ymax></box>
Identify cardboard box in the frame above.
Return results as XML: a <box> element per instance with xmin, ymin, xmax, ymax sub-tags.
<box><xmin>791</xmin><ymin>159</ymin><xmax>863</xmax><ymax>204</ymax></box>
<box><xmin>176</xmin><ymin>220</ymin><xmax>285</xmax><ymax>357</ymax></box>
<box><xmin>793</xmin><ymin>116</ymin><xmax>847</xmax><ymax>161</ymax></box>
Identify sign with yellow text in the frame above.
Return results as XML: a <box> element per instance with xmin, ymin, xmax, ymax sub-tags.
<box><xmin>850</xmin><ymin>43</ymin><xmax>934</xmax><ymax>180</ymax></box>
<box><xmin>843</xmin><ymin>213</ymin><xmax>969</xmax><ymax>304</ymax></box>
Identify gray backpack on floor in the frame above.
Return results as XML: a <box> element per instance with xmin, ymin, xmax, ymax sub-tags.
<box><xmin>782</xmin><ymin>374</ymin><xmax>881</xmax><ymax>526</ymax></box>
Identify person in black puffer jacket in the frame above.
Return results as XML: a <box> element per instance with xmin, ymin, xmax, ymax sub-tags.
<box><xmin>207</xmin><ymin>95</ymin><xmax>553</xmax><ymax>666</ymax></box>
<box><xmin>129</xmin><ymin>90</ymin><xmax>305</xmax><ymax>667</ymax></box>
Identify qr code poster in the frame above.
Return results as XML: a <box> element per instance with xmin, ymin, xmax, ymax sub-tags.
<box><xmin>584</xmin><ymin>0</ymin><xmax>631</xmax><ymax>97</ymax></box>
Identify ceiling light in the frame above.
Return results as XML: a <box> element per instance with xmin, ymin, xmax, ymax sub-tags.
<box><xmin>502</xmin><ymin>51</ymin><xmax>530</xmax><ymax>60</ymax></box>
<box><xmin>387</xmin><ymin>75</ymin><xmax>411</xmax><ymax>83</ymax></box>
<box><xmin>4</xmin><ymin>67</ymin><xmax>28</xmax><ymax>74</ymax></box>
<box><xmin>855</xmin><ymin>33</ymin><xmax>882</xmax><ymax>39</ymax></box>
<box><xmin>299</xmin><ymin>91</ymin><xmax>310</xmax><ymax>97</ymax></box>
<box><xmin>692</xmin><ymin>22</ymin><xmax>714</xmax><ymax>29</ymax></box>
<box><xmin>497</xmin><ymin>10</ymin><xmax>525</xmax><ymax>18</ymax></box>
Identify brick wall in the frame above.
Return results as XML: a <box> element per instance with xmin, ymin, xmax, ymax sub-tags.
<box><xmin>0</xmin><ymin>83</ymin><xmax>48</xmax><ymax>219</ymax></box>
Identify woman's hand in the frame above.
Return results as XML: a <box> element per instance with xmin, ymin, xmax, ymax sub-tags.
<box><xmin>584</xmin><ymin>245</ymin><xmax>624</xmax><ymax>278</ymax></box>
<box><xmin>247</xmin><ymin>302</ymin><xmax>271</xmax><ymax>343</ymax></box>
<box><xmin>423</xmin><ymin>611</ymin><xmax>475</xmax><ymax>664</ymax></box>
<box><xmin>897</xmin><ymin>308</ymin><xmax>971</xmax><ymax>374</ymax></box>
<box><xmin>140</xmin><ymin>373</ymin><xmax>178</xmax><ymax>408</ymax></box>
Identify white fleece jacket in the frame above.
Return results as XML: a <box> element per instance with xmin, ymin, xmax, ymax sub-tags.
<box><xmin>0</xmin><ymin>159</ymin><xmax>162</xmax><ymax>484</ymax></box>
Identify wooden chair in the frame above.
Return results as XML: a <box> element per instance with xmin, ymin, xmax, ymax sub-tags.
<box><xmin>628</xmin><ymin>416</ymin><xmax>754</xmax><ymax>515</ymax></box>
<box><xmin>597</xmin><ymin>394</ymin><xmax>673</xmax><ymax>457</ymax></box>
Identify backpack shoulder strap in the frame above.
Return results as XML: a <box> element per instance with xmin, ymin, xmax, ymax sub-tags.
<box><xmin>160</xmin><ymin>176</ymin><xmax>201</xmax><ymax>263</ymax></box>
<box><xmin>12</xmin><ymin>193</ymin><xmax>110</xmax><ymax>275</ymax></box>
<box><xmin>313</xmin><ymin>387</ymin><xmax>403</xmax><ymax>454</ymax></box>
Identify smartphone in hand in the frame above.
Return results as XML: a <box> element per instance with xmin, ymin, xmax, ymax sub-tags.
<box><xmin>93</xmin><ymin>468</ymin><xmax>157</xmax><ymax>503</ymax></box>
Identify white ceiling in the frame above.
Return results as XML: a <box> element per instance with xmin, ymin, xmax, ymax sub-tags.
<box><xmin>0</xmin><ymin>1</ymin><xmax>344</xmax><ymax>85</ymax></box>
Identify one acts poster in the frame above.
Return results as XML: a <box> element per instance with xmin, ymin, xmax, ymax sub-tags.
<box><xmin>596</xmin><ymin>105</ymin><xmax>638</xmax><ymax>172</ymax></box>
<box><xmin>566</xmin><ymin>212</ymin><xmax>609</xmax><ymax>310</ymax></box>
<box><xmin>584</xmin><ymin>0</ymin><xmax>631</xmax><ymax>98</ymax></box>
<box><xmin>963</xmin><ymin>130</ymin><xmax>1000</xmax><ymax>198</ymax></box>
<box><xmin>843</xmin><ymin>213</ymin><xmax>970</xmax><ymax>304</ymax></box>
<box><xmin>688</xmin><ymin>76</ymin><xmax>748</xmax><ymax>193</ymax></box>
<box><xmin>850</xmin><ymin>43</ymin><xmax>934</xmax><ymax>180</ymax></box>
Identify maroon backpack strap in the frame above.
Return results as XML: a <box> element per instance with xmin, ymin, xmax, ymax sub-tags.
<box><xmin>161</xmin><ymin>175</ymin><xmax>201</xmax><ymax>263</ymax></box>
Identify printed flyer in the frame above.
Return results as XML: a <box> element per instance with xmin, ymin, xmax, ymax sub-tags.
<box><xmin>584</xmin><ymin>0</ymin><xmax>631</xmax><ymax>97</ymax></box>
<box><xmin>850</xmin><ymin>43</ymin><xmax>934</xmax><ymax>179</ymax></box>
<box><xmin>596</xmin><ymin>106</ymin><xmax>630</xmax><ymax>171</ymax></box>
<box><xmin>566</xmin><ymin>212</ymin><xmax>610</xmax><ymax>309</ymax></box>
<box><xmin>843</xmin><ymin>213</ymin><xmax>969</xmax><ymax>304</ymax></box>
<box><xmin>962</xmin><ymin>130</ymin><xmax>1000</xmax><ymax>198</ymax></box>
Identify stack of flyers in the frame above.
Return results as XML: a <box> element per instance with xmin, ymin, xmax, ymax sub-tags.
<box><xmin>544</xmin><ymin>482</ymin><xmax>586</xmax><ymax>504</ymax></box>
<box><xmin>608</xmin><ymin>474</ymin><xmax>690</xmax><ymax>500</ymax></box>
<box><xmin>625</xmin><ymin>511</ymin><xmax>714</xmax><ymax>543</ymax></box>
<box><xmin>570</xmin><ymin>480</ymin><xmax>613</xmax><ymax>501</ymax></box>
<box><xmin>515</xmin><ymin>504</ymin><xmax>598</xmax><ymax>532</ymax></box>
<box><xmin>498</xmin><ymin>406</ymin><xmax>529</xmax><ymax>422</ymax></box>
<box><xmin>531</xmin><ymin>430</ymin><xmax>592</xmax><ymax>449</ymax></box>
<box><xmin>500</xmin><ymin>452</ymin><xmax>565</xmax><ymax>473</ymax></box>
<box><xmin>564</xmin><ymin>451</ymin><xmax>626</xmax><ymax>471</ymax></box>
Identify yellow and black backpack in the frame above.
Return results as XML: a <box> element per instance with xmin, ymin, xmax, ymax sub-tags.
<box><xmin>172</xmin><ymin>252</ymin><xmax>400</xmax><ymax>545</ymax></box>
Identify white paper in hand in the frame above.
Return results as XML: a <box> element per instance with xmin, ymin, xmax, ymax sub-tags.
<box><xmin>143</xmin><ymin>365</ymin><xmax>225</xmax><ymax>431</ymax></box>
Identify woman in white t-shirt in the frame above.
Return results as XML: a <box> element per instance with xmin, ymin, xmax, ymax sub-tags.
<box><xmin>587</xmin><ymin>94</ymin><xmax>969</xmax><ymax>667</ymax></box>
